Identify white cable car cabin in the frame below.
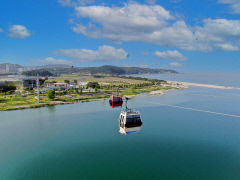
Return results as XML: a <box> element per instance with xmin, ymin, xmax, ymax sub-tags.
<box><xmin>119</xmin><ymin>109</ymin><xmax>143</xmax><ymax>135</ymax></box>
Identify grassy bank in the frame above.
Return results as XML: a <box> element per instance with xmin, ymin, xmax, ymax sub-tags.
<box><xmin>0</xmin><ymin>86</ymin><xmax>174</xmax><ymax>111</ymax></box>
<box><xmin>0</xmin><ymin>75</ymin><xmax>181</xmax><ymax>111</ymax></box>
<box><xmin>0</xmin><ymin>94</ymin><xmax>109</xmax><ymax>111</ymax></box>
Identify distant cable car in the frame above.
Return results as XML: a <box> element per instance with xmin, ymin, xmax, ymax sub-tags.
<box><xmin>118</xmin><ymin>98</ymin><xmax>143</xmax><ymax>135</ymax></box>
<box><xmin>109</xmin><ymin>94</ymin><xmax>123</xmax><ymax>108</ymax></box>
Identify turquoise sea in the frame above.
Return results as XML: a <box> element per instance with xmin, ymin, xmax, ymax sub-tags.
<box><xmin>0</xmin><ymin>73</ymin><xmax>240</xmax><ymax>180</ymax></box>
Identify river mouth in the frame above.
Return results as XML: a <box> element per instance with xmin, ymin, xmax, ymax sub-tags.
<box><xmin>1</xmin><ymin>86</ymin><xmax>240</xmax><ymax>180</ymax></box>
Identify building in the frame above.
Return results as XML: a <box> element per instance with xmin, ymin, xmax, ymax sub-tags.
<box><xmin>79</xmin><ymin>81</ymin><xmax>88</xmax><ymax>86</ymax></box>
<box><xmin>53</xmin><ymin>83</ymin><xmax>69</xmax><ymax>90</ymax></box>
<box><xmin>5</xmin><ymin>64</ymin><xmax>9</xmax><ymax>73</ymax></box>
<box><xmin>23</xmin><ymin>78</ymin><xmax>45</xmax><ymax>88</ymax></box>
<box><xmin>69</xmin><ymin>82</ymin><xmax>77</xmax><ymax>88</ymax></box>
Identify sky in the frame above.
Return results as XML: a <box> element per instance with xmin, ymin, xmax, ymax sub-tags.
<box><xmin>0</xmin><ymin>0</ymin><xmax>240</xmax><ymax>72</ymax></box>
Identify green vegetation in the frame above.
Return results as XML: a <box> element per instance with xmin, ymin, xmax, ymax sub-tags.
<box><xmin>120</xmin><ymin>76</ymin><xmax>167</xmax><ymax>84</ymax></box>
<box><xmin>77</xmin><ymin>66</ymin><xmax>178</xmax><ymax>75</ymax></box>
<box><xmin>79</xmin><ymin>87</ymin><xmax>83</xmax><ymax>94</ymax></box>
<box><xmin>47</xmin><ymin>90</ymin><xmax>55</xmax><ymax>100</ymax></box>
<box><xmin>0</xmin><ymin>75</ymin><xmax>180</xmax><ymax>111</ymax></box>
<box><xmin>64</xmin><ymin>80</ymin><xmax>70</xmax><ymax>84</ymax></box>
<box><xmin>0</xmin><ymin>82</ymin><xmax>16</xmax><ymax>93</ymax></box>
<box><xmin>87</xmin><ymin>82</ymin><xmax>100</xmax><ymax>89</ymax></box>
<box><xmin>0</xmin><ymin>95</ymin><xmax>36</xmax><ymax>111</ymax></box>
<box><xmin>93</xmin><ymin>75</ymin><xmax>105</xmax><ymax>78</ymax></box>
<box><xmin>120</xmin><ymin>85</ymin><xmax>170</xmax><ymax>96</ymax></box>
<box><xmin>22</xmin><ymin>69</ymin><xmax>53</xmax><ymax>76</ymax></box>
<box><xmin>21</xmin><ymin>65</ymin><xmax>178</xmax><ymax>76</ymax></box>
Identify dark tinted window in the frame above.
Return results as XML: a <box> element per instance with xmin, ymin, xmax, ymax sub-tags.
<box><xmin>126</xmin><ymin>116</ymin><xmax>142</xmax><ymax>127</ymax></box>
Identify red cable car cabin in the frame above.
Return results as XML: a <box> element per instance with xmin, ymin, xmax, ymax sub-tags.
<box><xmin>109</xmin><ymin>95</ymin><xmax>123</xmax><ymax>108</ymax></box>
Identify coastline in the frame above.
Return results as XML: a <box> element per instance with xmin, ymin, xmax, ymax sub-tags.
<box><xmin>0</xmin><ymin>78</ymin><xmax>235</xmax><ymax>112</ymax></box>
<box><xmin>0</xmin><ymin>86</ymin><xmax>174</xmax><ymax>111</ymax></box>
<box><xmin>0</xmin><ymin>97</ymin><xmax>107</xmax><ymax>111</ymax></box>
<box><xmin>170</xmin><ymin>81</ymin><xmax>233</xmax><ymax>90</ymax></box>
<box><xmin>149</xmin><ymin>90</ymin><xmax>165</xmax><ymax>95</ymax></box>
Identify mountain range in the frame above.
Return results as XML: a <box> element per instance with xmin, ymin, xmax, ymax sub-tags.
<box><xmin>0</xmin><ymin>63</ymin><xmax>178</xmax><ymax>76</ymax></box>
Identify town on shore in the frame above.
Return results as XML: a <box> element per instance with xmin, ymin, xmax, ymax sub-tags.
<box><xmin>1</xmin><ymin>63</ymin><xmax>234</xmax><ymax>111</ymax></box>
<box><xmin>0</xmin><ymin>74</ymin><xmax>186</xmax><ymax>111</ymax></box>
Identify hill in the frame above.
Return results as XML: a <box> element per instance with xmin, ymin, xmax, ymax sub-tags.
<box><xmin>78</xmin><ymin>66</ymin><xmax>177</xmax><ymax>75</ymax></box>
<box><xmin>22</xmin><ymin>65</ymin><xmax>178</xmax><ymax>76</ymax></box>
<box><xmin>0</xmin><ymin>63</ymin><xmax>24</xmax><ymax>73</ymax></box>
<box><xmin>22</xmin><ymin>69</ymin><xmax>54</xmax><ymax>76</ymax></box>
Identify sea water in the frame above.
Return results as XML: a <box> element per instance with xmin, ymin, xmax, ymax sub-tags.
<box><xmin>0</xmin><ymin>73</ymin><xmax>240</xmax><ymax>180</ymax></box>
<box><xmin>134</xmin><ymin>72</ymin><xmax>240</xmax><ymax>88</ymax></box>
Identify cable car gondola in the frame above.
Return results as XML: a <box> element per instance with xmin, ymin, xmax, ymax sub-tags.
<box><xmin>109</xmin><ymin>94</ymin><xmax>123</xmax><ymax>108</ymax></box>
<box><xmin>118</xmin><ymin>98</ymin><xmax>143</xmax><ymax>135</ymax></box>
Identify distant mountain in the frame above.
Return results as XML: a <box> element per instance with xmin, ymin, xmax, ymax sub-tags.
<box><xmin>22</xmin><ymin>69</ymin><xmax>54</xmax><ymax>77</ymax></box>
<box><xmin>0</xmin><ymin>63</ymin><xmax>72</xmax><ymax>74</ymax></box>
<box><xmin>77</xmin><ymin>65</ymin><xmax>178</xmax><ymax>75</ymax></box>
<box><xmin>39</xmin><ymin>64</ymin><xmax>72</xmax><ymax>69</ymax></box>
<box><xmin>22</xmin><ymin>65</ymin><xmax>178</xmax><ymax>76</ymax></box>
<box><xmin>0</xmin><ymin>63</ymin><xmax>178</xmax><ymax>76</ymax></box>
<box><xmin>0</xmin><ymin>63</ymin><xmax>24</xmax><ymax>73</ymax></box>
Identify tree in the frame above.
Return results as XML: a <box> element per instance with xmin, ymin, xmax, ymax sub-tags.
<box><xmin>64</xmin><ymin>80</ymin><xmax>70</xmax><ymax>84</ymax></box>
<box><xmin>74</xmin><ymin>80</ymin><xmax>78</xmax><ymax>84</ymax></box>
<box><xmin>130</xmin><ymin>84</ymin><xmax>136</xmax><ymax>89</ymax></box>
<box><xmin>69</xmin><ymin>87</ymin><xmax>74</xmax><ymax>94</ymax></box>
<box><xmin>79</xmin><ymin>87</ymin><xmax>83</xmax><ymax>94</ymax></box>
<box><xmin>22</xmin><ymin>69</ymin><xmax>53</xmax><ymax>76</ymax></box>
<box><xmin>87</xmin><ymin>82</ymin><xmax>100</xmax><ymax>89</ymax></box>
<box><xmin>75</xmin><ymin>88</ymin><xmax>79</xmax><ymax>94</ymax></box>
<box><xmin>47</xmin><ymin>90</ymin><xmax>55</xmax><ymax>100</ymax></box>
<box><xmin>0</xmin><ymin>82</ymin><xmax>16</xmax><ymax>93</ymax></box>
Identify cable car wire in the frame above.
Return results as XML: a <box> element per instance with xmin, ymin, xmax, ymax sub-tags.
<box><xmin>146</xmin><ymin>101</ymin><xmax>240</xmax><ymax>118</ymax></box>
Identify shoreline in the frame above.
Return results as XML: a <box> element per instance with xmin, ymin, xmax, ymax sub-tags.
<box><xmin>0</xmin><ymin>98</ymin><xmax>106</xmax><ymax>111</ymax></box>
<box><xmin>168</xmin><ymin>81</ymin><xmax>233</xmax><ymax>90</ymax></box>
<box><xmin>149</xmin><ymin>90</ymin><xmax>165</xmax><ymax>95</ymax></box>
<box><xmin>1</xmin><ymin>78</ymin><xmax>234</xmax><ymax>112</ymax></box>
<box><xmin>0</xmin><ymin>88</ymin><xmax>171</xmax><ymax>112</ymax></box>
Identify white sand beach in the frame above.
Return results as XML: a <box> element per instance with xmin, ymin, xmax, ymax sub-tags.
<box><xmin>149</xmin><ymin>90</ymin><xmax>164</xmax><ymax>95</ymax></box>
<box><xmin>169</xmin><ymin>81</ymin><xmax>233</xmax><ymax>90</ymax></box>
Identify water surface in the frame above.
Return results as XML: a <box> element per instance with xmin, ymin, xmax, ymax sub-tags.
<box><xmin>134</xmin><ymin>72</ymin><xmax>240</xmax><ymax>88</ymax></box>
<box><xmin>1</xmin><ymin>74</ymin><xmax>240</xmax><ymax>179</ymax></box>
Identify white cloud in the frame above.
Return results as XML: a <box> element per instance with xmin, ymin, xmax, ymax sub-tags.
<box><xmin>218</xmin><ymin>0</ymin><xmax>240</xmax><ymax>14</ymax></box>
<box><xmin>154</xmin><ymin>50</ymin><xmax>187</xmax><ymax>61</ymax></box>
<box><xmin>74</xmin><ymin>3</ymin><xmax>173</xmax><ymax>28</ymax></box>
<box><xmin>168</xmin><ymin>62</ymin><xmax>183</xmax><ymax>67</ymax></box>
<box><xmin>72</xmin><ymin>3</ymin><xmax>194</xmax><ymax>48</ymax></box>
<box><xmin>216</xmin><ymin>43</ymin><xmax>239</xmax><ymax>51</ymax></box>
<box><xmin>8</xmin><ymin>25</ymin><xmax>31</xmax><ymax>39</ymax></box>
<box><xmin>54</xmin><ymin>45</ymin><xmax>128</xmax><ymax>62</ymax></box>
<box><xmin>73</xmin><ymin>3</ymin><xmax>175</xmax><ymax>41</ymax></box>
<box><xmin>194</xmin><ymin>18</ymin><xmax>240</xmax><ymax>51</ymax></box>
<box><xmin>69</xmin><ymin>3</ymin><xmax>240</xmax><ymax>52</ymax></box>
<box><xmin>36</xmin><ymin>57</ymin><xmax>73</xmax><ymax>65</ymax></box>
